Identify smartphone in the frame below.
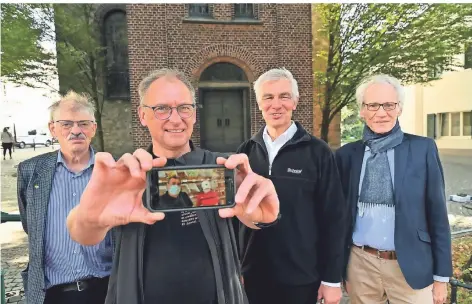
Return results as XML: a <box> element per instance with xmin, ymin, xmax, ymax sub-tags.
<box><xmin>144</xmin><ymin>164</ymin><xmax>236</xmax><ymax>213</ymax></box>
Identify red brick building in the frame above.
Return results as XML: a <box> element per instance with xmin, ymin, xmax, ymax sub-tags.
<box><xmin>126</xmin><ymin>3</ymin><xmax>314</xmax><ymax>152</ymax></box>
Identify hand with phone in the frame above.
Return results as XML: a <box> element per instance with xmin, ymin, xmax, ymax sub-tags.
<box><xmin>216</xmin><ymin>153</ymin><xmax>279</xmax><ymax>228</ymax></box>
<box><xmin>67</xmin><ymin>149</ymin><xmax>279</xmax><ymax>245</ymax></box>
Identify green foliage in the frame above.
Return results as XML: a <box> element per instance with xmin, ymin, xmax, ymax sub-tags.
<box><xmin>341</xmin><ymin>102</ymin><xmax>363</xmax><ymax>142</ymax></box>
<box><xmin>1</xmin><ymin>3</ymin><xmax>55</xmax><ymax>86</ymax></box>
<box><xmin>313</xmin><ymin>3</ymin><xmax>472</xmax><ymax>142</ymax></box>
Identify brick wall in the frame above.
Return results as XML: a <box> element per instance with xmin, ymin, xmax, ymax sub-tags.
<box><xmin>126</xmin><ymin>4</ymin><xmax>313</xmax><ymax>150</ymax></box>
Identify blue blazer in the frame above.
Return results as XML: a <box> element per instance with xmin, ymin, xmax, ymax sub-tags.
<box><xmin>335</xmin><ymin>133</ymin><xmax>453</xmax><ymax>290</ymax></box>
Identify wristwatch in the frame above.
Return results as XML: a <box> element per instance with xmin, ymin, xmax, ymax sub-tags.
<box><xmin>253</xmin><ymin>213</ymin><xmax>281</xmax><ymax>229</ymax></box>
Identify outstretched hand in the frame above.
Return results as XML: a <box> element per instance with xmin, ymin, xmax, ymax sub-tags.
<box><xmin>76</xmin><ymin>149</ymin><xmax>167</xmax><ymax>228</ymax></box>
<box><xmin>216</xmin><ymin>154</ymin><xmax>279</xmax><ymax>226</ymax></box>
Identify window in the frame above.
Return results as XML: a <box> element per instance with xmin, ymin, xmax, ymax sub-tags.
<box><xmin>464</xmin><ymin>111</ymin><xmax>472</xmax><ymax>136</ymax></box>
<box><xmin>200</xmin><ymin>63</ymin><xmax>248</xmax><ymax>82</ymax></box>
<box><xmin>234</xmin><ymin>4</ymin><xmax>255</xmax><ymax>19</ymax></box>
<box><xmin>465</xmin><ymin>44</ymin><xmax>472</xmax><ymax>69</ymax></box>
<box><xmin>189</xmin><ymin>4</ymin><xmax>210</xmax><ymax>17</ymax></box>
<box><xmin>426</xmin><ymin>114</ymin><xmax>436</xmax><ymax>139</ymax></box>
<box><xmin>451</xmin><ymin>112</ymin><xmax>461</xmax><ymax>136</ymax></box>
<box><xmin>103</xmin><ymin>10</ymin><xmax>130</xmax><ymax>99</ymax></box>
<box><xmin>440</xmin><ymin>113</ymin><xmax>449</xmax><ymax>136</ymax></box>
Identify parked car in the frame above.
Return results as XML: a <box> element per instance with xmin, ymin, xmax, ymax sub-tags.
<box><xmin>15</xmin><ymin>133</ymin><xmax>53</xmax><ymax>149</ymax></box>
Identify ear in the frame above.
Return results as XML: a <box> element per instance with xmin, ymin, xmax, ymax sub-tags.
<box><xmin>48</xmin><ymin>122</ymin><xmax>56</xmax><ymax>138</ymax></box>
<box><xmin>292</xmin><ymin>99</ymin><xmax>298</xmax><ymax>110</ymax></box>
<box><xmin>138</xmin><ymin>106</ymin><xmax>147</xmax><ymax>127</ymax></box>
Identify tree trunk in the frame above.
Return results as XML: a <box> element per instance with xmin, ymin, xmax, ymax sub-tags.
<box><xmin>320</xmin><ymin>105</ymin><xmax>331</xmax><ymax>143</ymax></box>
<box><xmin>95</xmin><ymin>112</ymin><xmax>105</xmax><ymax>152</ymax></box>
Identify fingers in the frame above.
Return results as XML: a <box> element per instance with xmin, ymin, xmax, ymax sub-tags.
<box><xmin>153</xmin><ymin>157</ymin><xmax>167</xmax><ymax>168</ymax></box>
<box><xmin>224</xmin><ymin>153</ymin><xmax>252</xmax><ymax>175</ymax></box>
<box><xmin>95</xmin><ymin>152</ymin><xmax>117</xmax><ymax>169</ymax></box>
<box><xmin>118</xmin><ymin>149</ymin><xmax>159</xmax><ymax>179</ymax></box>
<box><xmin>235</xmin><ymin>172</ymin><xmax>267</xmax><ymax>214</ymax></box>
<box><xmin>119</xmin><ymin>153</ymin><xmax>142</xmax><ymax>178</ymax></box>
<box><xmin>218</xmin><ymin>205</ymin><xmax>244</xmax><ymax>218</ymax></box>
<box><xmin>133</xmin><ymin>148</ymin><xmax>154</xmax><ymax>171</ymax></box>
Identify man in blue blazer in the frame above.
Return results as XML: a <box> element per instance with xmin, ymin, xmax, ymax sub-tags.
<box><xmin>335</xmin><ymin>74</ymin><xmax>452</xmax><ymax>304</ymax></box>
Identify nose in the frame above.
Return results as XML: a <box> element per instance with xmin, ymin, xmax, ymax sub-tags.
<box><xmin>70</xmin><ymin>124</ymin><xmax>82</xmax><ymax>134</ymax></box>
<box><xmin>168</xmin><ymin>108</ymin><xmax>183</xmax><ymax>123</ymax></box>
<box><xmin>374</xmin><ymin>106</ymin><xmax>388</xmax><ymax>117</ymax></box>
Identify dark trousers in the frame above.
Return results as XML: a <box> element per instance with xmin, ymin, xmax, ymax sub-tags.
<box><xmin>2</xmin><ymin>143</ymin><xmax>12</xmax><ymax>158</ymax></box>
<box><xmin>244</xmin><ymin>274</ymin><xmax>320</xmax><ymax>304</ymax></box>
<box><xmin>44</xmin><ymin>277</ymin><xmax>109</xmax><ymax>304</ymax></box>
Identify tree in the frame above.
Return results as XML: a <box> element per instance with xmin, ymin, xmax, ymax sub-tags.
<box><xmin>2</xmin><ymin>4</ymin><xmax>112</xmax><ymax>151</ymax></box>
<box><xmin>313</xmin><ymin>4</ymin><xmax>472</xmax><ymax>143</ymax></box>
<box><xmin>1</xmin><ymin>4</ymin><xmax>55</xmax><ymax>87</ymax></box>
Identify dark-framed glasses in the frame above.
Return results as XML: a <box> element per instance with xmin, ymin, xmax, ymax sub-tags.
<box><xmin>363</xmin><ymin>102</ymin><xmax>398</xmax><ymax>112</ymax></box>
<box><xmin>141</xmin><ymin>104</ymin><xmax>196</xmax><ymax>120</ymax></box>
<box><xmin>53</xmin><ymin>120</ymin><xmax>96</xmax><ymax>130</ymax></box>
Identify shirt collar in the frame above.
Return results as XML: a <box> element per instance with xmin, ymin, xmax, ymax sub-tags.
<box><xmin>263</xmin><ymin>121</ymin><xmax>297</xmax><ymax>144</ymax></box>
<box><xmin>57</xmin><ymin>146</ymin><xmax>95</xmax><ymax>169</ymax></box>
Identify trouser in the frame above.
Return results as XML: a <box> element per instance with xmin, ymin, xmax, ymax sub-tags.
<box><xmin>347</xmin><ymin>246</ymin><xmax>433</xmax><ymax>304</ymax></box>
<box><xmin>44</xmin><ymin>276</ymin><xmax>109</xmax><ymax>304</ymax></box>
<box><xmin>244</xmin><ymin>272</ymin><xmax>320</xmax><ymax>304</ymax></box>
<box><xmin>2</xmin><ymin>143</ymin><xmax>12</xmax><ymax>158</ymax></box>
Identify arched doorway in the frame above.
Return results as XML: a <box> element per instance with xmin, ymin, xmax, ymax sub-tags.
<box><xmin>198</xmin><ymin>62</ymin><xmax>251</xmax><ymax>152</ymax></box>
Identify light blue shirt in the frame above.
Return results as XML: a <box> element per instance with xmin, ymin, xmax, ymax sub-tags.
<box><xmin>353</xmin><ymin>147</ymin><xmax>396</xmax><ymax>250</ymax></box>
<box><xmin>352</xmin><ymin>146</ymin><xmax>449</xmax><ymax>283</ymax></box>
<box><xmin>44</xmin><ymin>149</ymin><xmax>112</xmax><ymax>288</ymax></box>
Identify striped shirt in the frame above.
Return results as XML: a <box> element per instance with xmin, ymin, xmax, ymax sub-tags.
<box><xmin>44</xmin><ymin>148</ymin><xmax>112</xmax><ymax>289</ymax></box>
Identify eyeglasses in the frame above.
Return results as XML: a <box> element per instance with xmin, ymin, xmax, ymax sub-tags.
<box><xmin>362</xmin><ymin>102</ymin><xmax>398</xmax><ymax>112</ymax></box>
<box><xmin>141</xmin><ymin>104</ymin><xmax>196</xmax><ymax>120</ymax></box>
<box><xmin>53</xmin><ymin>120</ymin><xmax>96</xmax><ymax>130</ymax></box>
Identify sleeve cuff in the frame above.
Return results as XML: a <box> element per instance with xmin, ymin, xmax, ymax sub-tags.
<box><xmin>321</xmin><ymin>281</ymin><xmax>341</xmax><ymax>287</ymax></box>
<box><xmin>433</xmin><ymin>275</ymin><xmax>450</xmax><ymax>283</ymax></box>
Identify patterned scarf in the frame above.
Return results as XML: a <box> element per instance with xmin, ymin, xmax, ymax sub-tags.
<box><xmin>359</xmin><ymin>120</ymin><xmax>404</xmax><ymax>212</ymax></box>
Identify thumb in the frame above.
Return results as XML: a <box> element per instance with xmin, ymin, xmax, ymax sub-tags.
<box><xmin>317</xmin><ymin>286</ymin><xmax>323</xmax><ymax>300</ymax></box>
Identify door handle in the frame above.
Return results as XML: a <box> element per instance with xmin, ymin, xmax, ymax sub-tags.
<box><xmin>225</xmin><ymin>119</ymin><xmax>230</xmax><ymax>126</ymax></box>
<box><xmin>217</xmin><ymin>119</ymin><xmax>222</xmax><ymax>127</ymax></box>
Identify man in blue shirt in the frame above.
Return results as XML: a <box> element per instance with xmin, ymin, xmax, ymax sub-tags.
<box><xmin>17</xmin><ymin>91</ymin><xmax>113</xmax><ymax>304</ymax></box>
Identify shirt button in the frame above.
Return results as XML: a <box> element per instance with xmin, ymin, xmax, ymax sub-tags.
<box><xmin>73</xmin><ymin>193</ymin><xmax>76</xmax><ymax>197</ymax></box>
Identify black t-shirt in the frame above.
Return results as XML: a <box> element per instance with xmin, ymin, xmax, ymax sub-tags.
<box><xmin>143</xmin><ymin>158</ymin><xmax>216</xmax><ymax>304</ymax></box>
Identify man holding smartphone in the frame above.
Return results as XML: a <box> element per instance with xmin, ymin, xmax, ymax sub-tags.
<box><xmin>237</xmin><ymin>68</ymin><xmax>348</xmax><ymax>304</ymax></box>
<box><xmin>66</xmin><ymin>68</ymin><xmax>280</xmax><ymax>304</ymax></box>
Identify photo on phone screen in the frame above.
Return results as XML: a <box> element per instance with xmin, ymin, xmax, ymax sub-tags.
<box><xmin>145</xmin><ymin>165</ymin><xmax>236</xmax><ymax>212</ymax></box>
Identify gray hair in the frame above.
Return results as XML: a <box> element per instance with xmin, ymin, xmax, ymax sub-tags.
<box><xmin>355</xmin><ymin>74</ymin><xmax>405</xmax><ymax>109</ymax></box>
<box><xmin>138</xmin><ymin>68</ymin><xmax>196</xmax><ymax>105</ymax></box>
<box><xmin>49</xmin><ymin>90</ymin><xmax>96</xmax><ymax>121</ymax></box>
<box><xmin>254</xmin><ymin>68</ymin><xmax>300</xmax><ymax>104</ymax></box>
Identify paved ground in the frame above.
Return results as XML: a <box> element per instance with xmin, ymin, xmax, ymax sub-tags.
<box><xmin>1</xmin><ymin>146</ymin><xmax>471</xmax><ymax>303</ymax></box>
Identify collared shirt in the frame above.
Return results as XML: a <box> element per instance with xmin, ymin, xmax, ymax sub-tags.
<box><xmin>353</xmin><ymin>146</ymin><xmax>449</xmax><ymax>283</ymax></box>
<box><xmin>262</xmin><ymin>121</ymin><xmax>297</xmax><ymax>174</ymax></box>
<box><xmin>262</xmin><ymin>121</ymin><xmax>340</xmax><ymax>287</ymax></box>
<box><xmin>353</xmin><ymin>147</ymin><xmax>396</xmax><ymax>251</ymax></box>
<box><xmin>44</xmin><ymin>148</ymin><xmax>112</xmax><ymax>288</ymax></box>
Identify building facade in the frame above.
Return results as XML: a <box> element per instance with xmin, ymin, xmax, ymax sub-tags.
<box><xmin>56</xmin><ymin>4</ymin><xmax>324</xmax><ymax>155</ymax></box>
<box><xmin>126</xmin><ymin>3</ymin><xmax>313</xmax><ymax>152</ymax></box>
<box><xmin>400</xmin><ymin>68</ymin><xmax>472</xmax><ymax>151</ymax></box>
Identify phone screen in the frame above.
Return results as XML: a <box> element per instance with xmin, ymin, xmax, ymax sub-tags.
<box><xmin>145</xmin><ymin>165</ymin><xmax>236</xmax><ymax>212</ymax></box>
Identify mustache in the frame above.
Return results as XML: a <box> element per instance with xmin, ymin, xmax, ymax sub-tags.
<box><xmin>68</xmin><ymin>133</ymin><xmax>86</xmax><ymax>140</ymax></box>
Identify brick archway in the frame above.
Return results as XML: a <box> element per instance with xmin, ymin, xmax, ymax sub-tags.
<box><xmin>183</xmin><ymin>44</ymin><xmax>264</xmax><ymax>84</ymax></box>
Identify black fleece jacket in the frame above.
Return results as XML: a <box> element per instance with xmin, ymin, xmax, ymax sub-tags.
<box><xmin>236</xmin><ymin>121</ymin><xmax>348</xmax><ymax>285</ymax></box>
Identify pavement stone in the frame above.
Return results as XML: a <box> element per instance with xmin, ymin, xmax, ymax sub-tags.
<box><xmin>1</xmin><ymin>146</ymin><xmax>471</xmax><ymax>303</ymax></box>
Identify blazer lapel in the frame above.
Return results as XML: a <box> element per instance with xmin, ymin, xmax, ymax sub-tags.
<box><xmin>28</xmin><ymin>152</ymin><xmax>57</xmax><ymax>275</ymax></box>
<box><xmin>394</xmin><ymin>136</ymin><xmax>410</xmax><ymax>206</ymax></box>
<box><xmin>349</xmin><ymin>141</ymin><xmax>365</xmax><ymax>218</ymax></box>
